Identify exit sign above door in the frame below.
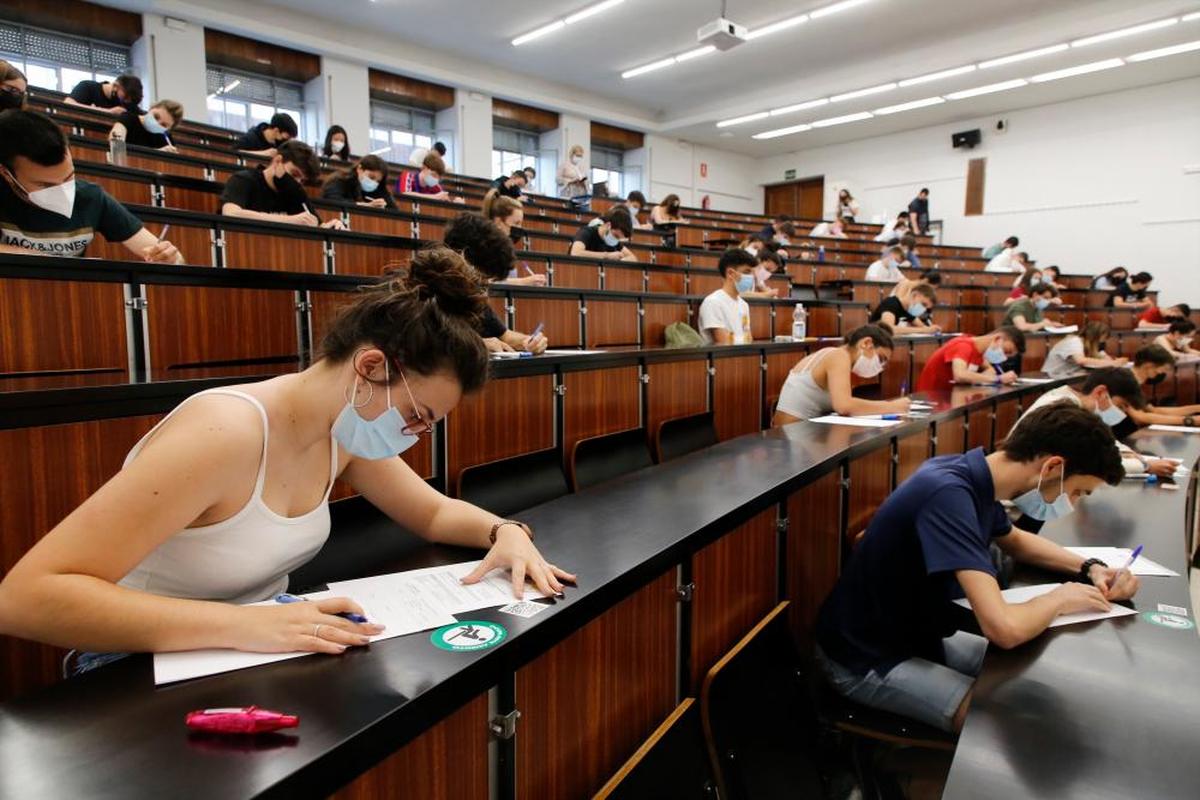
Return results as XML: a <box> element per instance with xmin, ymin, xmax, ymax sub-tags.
<box><xmin>784</xmin><ymin>169</ymin><xmax>796</xmax><ymax>180</ymax></box>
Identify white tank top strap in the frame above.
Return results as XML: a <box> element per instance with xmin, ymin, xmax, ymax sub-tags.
<box><xmin>323</xmin><ymin>431</ymin><xmax>338</xmax><ymax>501</ymax></box>
<box><xmin>798</xmin><ymin>346</ymin><xmax>836</xmax><ymax>376</ymax></box>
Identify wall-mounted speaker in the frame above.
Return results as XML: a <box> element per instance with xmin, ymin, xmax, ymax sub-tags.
<box><xmin>952</xmin><ymin>129</ymin><xmax>982</xmax><ymax>149</ymax></box>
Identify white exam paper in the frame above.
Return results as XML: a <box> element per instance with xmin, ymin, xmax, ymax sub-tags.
<box><xmin>1148</xmin><ymin>424</ymin><xmax>1200</xmax><ymax>434</ymax></box>
<box><xmin>808</xmin><ymin>414</ymin><xmax>902</xmax><ymax>428</ymax></box>
<box><xmin>1064</xmin><ymin>547</ymin><xmax>1179</xmax><ymax>577</ymax></box>
<box><xmin>954</xmin><ymin>583</ymin><xmax>1138</xmax><ymax>628</ymax></box>
<box><xmin>327</xmin><ymin>560</ymin><xmax>552</xmax><ymax>616</ymax></box>
<box><xmin>1044</xmin><ymin>325</ymin><xmax>1079</xmax><ymax>334</ymax></box>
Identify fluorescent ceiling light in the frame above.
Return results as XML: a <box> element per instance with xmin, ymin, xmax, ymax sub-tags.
<box><xmin>512</xmin><ymin>20</ymin><xmax>565</xmax><ymax>46</ymax></box>
<box><xmin>564</xmin><ymin>0</ymin><xmax>625</xmax><ymax>25</ymax></box>
<box><xmin>898</xmin><ymin>64</ymin><xmax>976</xmax><ymax>87</ymax></box>
<box><xmin>1031</xmin><ymin>58</ymin><xmax>1124</xmax><ymax>82</ymax></box>
<box><xmin>676</xmin><ymin>45</ymin><xmax>716</xmax><ymax>62</ymax></box>
<box><xmin>979</xmin><ymin>44</ymin><xmax>1069</xmax><ymax>69</ymax></box>
<box><xmin>622</xmin><ymin>57</ymin><xmax>676</xmax><ymax>79</ymax></box>
<box><xmin>1127</xmin><ymin>39</ymin><xmax>1200</xmax><ymax>61</ymax></box>
<box><xmin>753</xmin><ymin>123</ymin><xmax>813</xmax><ymax>140</ymax></box>
<box><xmin>811</xmin><ymin>111</ymin><xmax>874</xmax><ymax>127</ymax></box>
<box><xmin>945</xmin><ymin>78</ymin><xmax>1028</xmax><ymax>99</ymax></box>
<box><xmin>874</xmin><ymin>96</ymin><xmax>946</xmax><ymax>115</ymax></box>
<box><xmin>810</xmin><ymin>0</ymin><xmax>872</xmax><ymax>20</ymax></box>
<box><xmin>769</xmin><ymin>97</ymin><xmax>830</xmax><ymax>116</ymax></box>
<box><xmin>1071</xmin><ymin>18</ymin><xmax>1178</xmax><ymax>47</ymax></box>
<box><xmin>1183</xmin><ymin>12</ymin><xmax>1200</xmax><ymax>22</ymax></box>
<box><xmin>716</xmin><ymin>111</ymin><xmax>769</xmax><ymax>128</ymax></box>
<box><xmin>830</xmin><ymin>82</ymin><xmax>896</xmax><ymax>102</ymax></box>
<box><xmin>745</xmin><ymin>14</ymin><xmax>809</xmax><ymax>40</ymax></box>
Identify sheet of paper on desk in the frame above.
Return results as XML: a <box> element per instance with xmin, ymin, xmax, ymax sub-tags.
<box><xmin>1044</xmin><ymin>325</ymin><xmax>1078</xmax><ymax>334</ymax></box>
<box><xmin>1065</xmin><ymin>547</ymin><xmax>1179</xmax><ymax>577</ymax></box>
<box><xmin>1148</xmin><ymin>424</ymin><xmax>1200</xmax><ymax>434</ymax></box>
<box><xmin>1015</xmin><ymin>377</ymin><xmax>1056</xmax><ymax>384</ymax></box>
<box><xmin>808</xmin><ymin>415</ymin><xmax>902</xmax><ymax>428</ymax></box>
<box><xmin>153</xmin><ymin>589</ymin><xmax>456</xmax><ymax>685</ymax></box>
<box><xmin>539</xmin><ymin>349</ymin><xmax>607</xmax><ymax>356</ymax></box>
<box><xmin>954</xmin><ymin>583</ymin><xmax>1138</xmax><ymax>627</ymax></box>
<box><xmin>328</xmin><ymin>560</ymin><xmax>552</xmax><ymax>616</ymax></box>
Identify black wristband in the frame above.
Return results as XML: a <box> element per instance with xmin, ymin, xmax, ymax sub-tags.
<box><xmin>1077</xmin><ymin>558</ymin><xmax>1106</xmax><ymax>583</ymax></box>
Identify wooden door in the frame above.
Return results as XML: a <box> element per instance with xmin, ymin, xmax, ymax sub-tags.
<box><xmin>763</xmin><ymin>177</ymin><xmax>825</xmax><ymax>219</ymax></box>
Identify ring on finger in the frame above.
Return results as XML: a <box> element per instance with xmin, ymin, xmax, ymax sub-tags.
<box><xmin>313</xmin><ymin>623</ymin><xmax>323</xmax><ymax>639</ymax></box>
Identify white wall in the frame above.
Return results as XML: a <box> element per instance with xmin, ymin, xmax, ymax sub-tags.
<box><xmin>628</xmin><ymin>135</ymin><xmax>759</xmax><ymax>213</ymax></box>
<box><xmin>305</xmin><ymin>57</ymin><xmax>370</xmax><ymax>156</ymax></box>
<box><xmin>444</xmin><ymin>89</ymin><xmax>493</xmax><ymax>180</ymax></box>
<box><xmin>131</xmin><ymin>14</ymin><xmax>207</xmax><ymax>124</ymax></box>
<box><xmin>754</xmin><ymin>78</ymin><xmax>1200</xmax><ymax>303</ymax></box>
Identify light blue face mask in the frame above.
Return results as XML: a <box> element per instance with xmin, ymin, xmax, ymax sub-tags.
<box><xmin>603</xmin><ymin>231</ymin><xmax>621</xmax><ymax>247</ymax></box>
<box><xmin>1034</xmin><ymin>297</ymin><xmax>1051</xmax><ymax>311</ymax></box>
<box><xmin>142</xmin><ymin>112</ymin><xmax>168</xmax><ymax>135</ymax></box>
<box><xmin>984</xmin><ymin>343</ymin><xmax>1008</xmax><ymax>365</ymax></box>
<box><xmin>736</xmin><ymin>273</ymin><xmax>755</xmax><ymax>294</ymax></box>
<box><xmin>332</xmin><ymin>361</ymin><xmax>422</xmax><ymax>459</ymax></box>
<box><xmin>1012</xmin><ymin>464</ymin><xmax>1074</xmax><ymax>521</ymax></box>
<box><xmin>359</xmin><ymin>174</ymin><xmax>380</xmax><ymax>193</ymax></box>
<box><xmin>1095</xmin><ymin>395</ymin><xmax>1127</xmax><ymax>426</ymax></box>
<box><xmin>907</xmin><ymin>301</ymin><xmax>928</xmax><ymax>318</ymax></box>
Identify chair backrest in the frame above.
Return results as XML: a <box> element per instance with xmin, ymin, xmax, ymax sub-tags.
<box><xmin>570</xmin><ymin>428</ymin><xmax>653</xmax><ymax>492</ymax></box>
<box><xmin>458</xmin><ymin>448</ymin><xmax>569</xmax><ymax>518</ymax></box>
<box><xmin>594</xmin><ymin>698</ymin><xmax>718</xmax><ymax>800</ymax></box>
<box><xmin>288</xmin><ymin>498</ymin><xmax>422</xmax><ymax>590</ymax></box>
<box><xmin>700</xmin><ymin>602</ymin><xmax>823</xmax><ymax>800</ymax></box>
<box><xmin>655</xmin><ymin>412</ymin><xmax>718</xmax><ymax>463</ymax></box>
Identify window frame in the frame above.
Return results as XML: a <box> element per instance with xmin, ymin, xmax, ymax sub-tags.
<box><xmin>205</xmin><ymin>65</ymin><xmax>308</xmax><ymax>140</ymax></box>
<box><xmin>369</xmin><ymin>99</ymin><xmax>436</xmax><ymax>165</ymax></box>
<box><xmin>0</xmin><ymin>18</ymin><xmax>132</xmax><ymax>94</ymax></box>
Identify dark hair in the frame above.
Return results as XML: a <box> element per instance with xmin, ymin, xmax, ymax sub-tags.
<box><xmin>717</xmin><ymin>247</ymin><xmax>758</xmax><ymax>278</ymax></box>
<box><xmin>523</xmin><ymin>166</ymin><xmax>536</xmax><ymax>178</ymax></box>
<box><xmin>1131</xmin><ymin>272</ymin><xmax>1153</xmax><ymax>284</ymax></box>
<box><xmin>1043</xmin><ymin>265</ymin><xmax>1060</xmax><ymax>278</ymax></box>
<box><xmin>1081</xmin><ymin>321</ymin><xmax>1109</xmax><ymax>357</ymax></box>
<box><xmin>604</xmin><ymin>206</ymin><xmax>634</xmax><ymax>238</ymax></box>
<box><xmin>1002</xmin><ymin>404</ymin><xmax>1122</xmax><ymax>485</ymax></box>
<box><xmin>1030</xmin><ymin>282</ymin><xmax>1058</xmax><ymax>297</ymax></box>
<box><xmin>113</xmin><ymin>74</ymin><xmax>143</xmax><ymax>107</ymax></box>
<box><xmin>900</xmin><ymin>234</ymin><xmax>916</xmax><ymax>249</ymax></box>
<box><xmin>322</xmin><ymin>125</ymin><xmax>351</xmax><ymax>160</ymax></box>
<box><xmin>433</xmin><ymin>141</ymin><xmax>447</xmax><ymax>157</ymax></box>
<box><xmin>1082</xmin><ymin>368</ymin><xmax>1145</xmax><ymax>410</ymax></box>
<box><xmin>1167</xmin><ymin>303</ymin><xmax>1192</xmax><ymax>318</ymax></box>
<box><xmin>918</xmin><ymin>187</ymin><xmax>929</xmax><ymax>195</ymax></box>
<box><xmin>269</xmin><ymin>112</ymin><xmax>298</xmax><ymax>138</ymax></box>
<box><xmin>1168</xmin><ymin>319</ymin><xmax>1197</xmax><ymax>335</ymax></box>
<box><xmin>920</xmin><ymin>269</ymin><xmax>943</xmax><ymax>286</ymax></box>
<box><xmin>318</xmin><ymin>247</ymin><xmax>489</xmax><ymax>393</ymax></box>
<box><xmin>661</xmin><ymin>193</ymin><xmax>681</xmax><ymax>213</ymax></box>
<box><xmin>1016</xmin><ymin>251</ymin><xmax>1030</xmax><ymax>263</ymax></box>
<box><xmin>510</xmin><ymin>169</ymin><xmax>527</xmax><ymax>182</ymax></box>
<box><xmin>909</xmin><ymin>281</ymin><xmax>937</xmax><ymax>304</ymax></box>
<box><xmin>0</xmin><ymin>60</ymin><xmax>26</xmax><ymax>84</ymax></box>
<box><xmin>1004</xmin><ymin>236</ymin><xmax>1020</xmax><ymax>247</ymax></box>
<box><xmin>774</xmin><ymin>214</ymin><xmax>792</xmax><ymax>223</ymax></box>
<box><xmin>1134</xmin><ymin>344</ymin><xmax>1174</xmax><ymax>367</ymax></box>
<box><xmin>0</xmin><ymin>110</ymin><xmax>69</xmax><ymax>169</ymax></box>
<box><xmin>443</xmin><ymin>211</ymin><xmax>516</xmax><ymax>282</ymax></box>
<box><xmin>757</xmin><ymin>249</ymin><xmax>783</xmax><ymax>269</ymax></box>
<box><xmin>325</xmin><ymin>153</ymin><xmax>387</xmax><ymax>192</ymax></box>
<box><xmin>846</xmin><ymin>323</ymin><xmax>894</xmax><ymax>351</ymax></box>
<box><xmin>626</xmin><ymin>190</ymin><xmax>647</xmax><ymax>205</ymax></box>
<box><xmin>1100</xmin><ymin>266</ymin><xmax>1128</xmax><ymax>282</ymax></box>
<box><xmin>277</xmin><ymin>139</ymin><xmax>320</xmax><ymax>184</ymax></box>
<box><xmin>994</xmin><ymin>325</ymin><xmax>1027</xmax><ymax>353</ymax></box>
<box><xmin>777</xmin><ymin>221</ymin><xmax>796</xmax><ymax>237</ymax></box>
<box><xmin>896</xmin><ymin>212</ymin><xmax>909</xmax><ymax>221</ymax></box>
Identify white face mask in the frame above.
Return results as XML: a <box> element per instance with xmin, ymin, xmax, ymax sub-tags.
<box><xmin>421</xmin><ymin>171</ymin><xmax>440</xmax><ymax>188</ymax></box>
<box><xmin>852</xmin><ymin>350</ymin><xmax>885</xmax><ymax>378</ymax></box>
<box><xmin>330</xmin><ymin>138</ymin><xmax>345</xmax><ymax>153</ymax></box>
<box><xmin>570</xmin><ymin>153</ymin><xmax>582</xmax><ymax>164</ymax></box>
<box><xmin>27</xmin><ymin>179</ymin><xmax>77</xmax><ymax>219</ymax></box>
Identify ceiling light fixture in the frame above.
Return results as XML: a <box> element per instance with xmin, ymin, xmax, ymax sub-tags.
<box><xmin>716</xmin><ymin>111</ymin><xmax>770</xmax><ymax>128</ymax></box>
<box><xmin>769</xmin><ymin>97</ymin><xmax>830</xmax><ymax>116</ymax></box>
<box><xmin>1031</xmin><ymin>58</ymin><xmax>1125</xmax><ymax>82</ymax></box>
<box><xmin>978</xmin><ymin>43</ymin><xmax>1069</xmax><ymax>69</ymax></box>
<box><xmin>945</xmin><ymin>78</ymin><xmax>1028</xmax><ymax>99</ymax></box>
<box><xmin>874</xmin><ymin>96</ymin><xmax>946</xmax><ymax>115</ymax></box>
<box><xmin>512</xmin><ymin>0</ymin><xmax>625</xmax><ymax>46</ymax></box>
<box><xmin>676</xmin><ymin>45</ymin><xmax>717</xmax><ymax>62</ymax></box>
<box><xmin>1070</xmin><ymin>18</ymin><xmax>1178</xmax><ymax>48</ymax></box>
<box><xmin>1127</xmin><ymin>39</ymin><xmax>1200</xmax><ymax>61</ymax></box>
<box><xmin>745</xmin><ymin>14</ymin><xmax>810</xmax><ymax>40</ymax></box>
<box><xmin>830</xmin><ymin>82</ymin><xmax>897</xmax><ymax>102</ymax></box>
<box><xmin>1183</xmin><ymin>12</ymin><xmax>1200</xmax><ymax>22</ymax></box>
<box><xmin>811</xmin><ymin>111</ymin><xmax>874</xmax><ymax>127</ymax></box>
<box><xmin>752</xmin><ymin>123</ymin><xmax>813</xmax><ymax>140</ymax></box>
<box><xmin>810</xmin><ymin>0</ymin><xmax>873</xmax><ymax>20</ymax></box>
<box><xmin>897</xmin><ymin>64</ymin><xmax>976</xmax><ymax>87</ymax></box>
<box><xmin>621</xmin><ymin>57</ymin><xmax>677</xmax><ymax>78</ymax></box>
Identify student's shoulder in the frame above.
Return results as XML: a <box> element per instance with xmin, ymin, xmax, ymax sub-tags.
<box><xmin>134</xmin><ymin>392</ymin><xmax>267</xmax><ymax>466</ymax></box>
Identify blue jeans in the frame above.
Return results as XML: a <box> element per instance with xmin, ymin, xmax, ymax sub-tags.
<box><xmin>816</xmin><ymin>631</ymin><xmax>988</xmax><ymax>732</ymax></box>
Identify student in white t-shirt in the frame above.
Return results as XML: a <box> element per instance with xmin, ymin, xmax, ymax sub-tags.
<box><xmin>1042</xmin><ymin>322</ymin><xmax>1126</xmax><ymax>378</ymax></box>
<box><xmin>865</xmin><ymin>245</ymin><xmax>906</xmax><ymax>283</ymax></box>
<box><xmin>985</xmin><ymin>248</ymin><xmax>1027</xmax><ymax>274</ymax></box>
<box><xmin>698</xmin><ymin>248</ymin><xmax>757</xmax><ymax>345</ymax></box>
<box><xmin>810</xmin><ymin>219</ymin><xmax>848</xmax><ymax>239</ymax></box>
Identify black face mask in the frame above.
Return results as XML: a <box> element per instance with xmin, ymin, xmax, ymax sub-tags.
<box><xmin>0</xmin><ymin>89</ymin><xmax>25</xmax><ymax>110</ymax></box>
<box><xmin>1147</xmin><ymin>373</ymin><xmax>1167</xmax><ymax>386</ymax></box>
<box><xmin>509</xmin><ymin>226</ymin><xmax>526</xmax><ymax>245</ymax></box>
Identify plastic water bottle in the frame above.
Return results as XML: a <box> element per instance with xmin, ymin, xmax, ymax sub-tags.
<box><xmin>792</xmin><ymin>303</ymin><xmax>808</xmax><ymax>340</ymax></box>
<box><xmin>817</xmin><ymin>245</ymin><xmax>826</xmax><ymax>263</ymax></box>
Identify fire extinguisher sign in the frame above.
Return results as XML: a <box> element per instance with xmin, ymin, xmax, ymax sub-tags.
<box><xmin>699</xmin><ymin>162</ymin><xmax>708</xmax><ymax>178</ymax></box>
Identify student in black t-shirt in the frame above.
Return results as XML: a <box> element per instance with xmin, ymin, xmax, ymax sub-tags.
<box><xmin>0</xmin><ymin>110</ymin><xmax>180</xmax><ymax>262</ymax></box>
<box><xmin>220</xmin><ymin>140</ymin><xmax>344</xmax><ymax>229</ymax></box>
<box><xmin>443</xmin><ymin>212</ymin><xmax>547</xmax><ymax>354</ymax></box>
<box><xmin>490</xmin><ymin>170</ymin><xmax>527</xmax><ymax>201</ymax></box>
<box><xmin>234</xmin><ymin>112</ymin><xmax>298</xmax><ymax>157</ymax></box>
<box><xmin>1106</xmin><ymin>271</ymin><xmax>1153</xmax><ymax>309</ymax></box>
<box><xmin>65</xmin><ymin>74</ymin><xmax>142</xmax><ymax>114</ymax></box>
<box><xmin>108</xmin><ymin>100</ymin><xmax>184</xmax><ymax>152</ymax></box>
<box><xmin>0</xmin><ymin>60</ymin><xmax>27</xmax><ymax>111</ymax></box>
<box><xmin>870</xmin><ymin>281</ymin><xmax>938</xmax><ymax>332</ymax></box>
<box><xmin>570</xmin><ymin>206</ymin><xmax>636</xmax><ymax>261</ymax></box>
<box><xmin>320</xmin><ymin>155</ymin><xmax>395</xmax><ymax>209</ymax></box>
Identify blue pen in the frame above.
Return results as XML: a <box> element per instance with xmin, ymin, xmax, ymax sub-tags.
<box><xmin>900</xmin><ymin>381</ymin><xmax>908</xmax><ymax>395</ymax></box>
<box><xmin>1108</xmin><ymin>545</ymin><xmax>1143</xmax><ymax>591</ymax></box>
<box><xmin>275</xmin><ymin>593</ymin><xmax>368</xmax><ymax>624</ymax></box>
<box><xmin>530</xmin><ymin>321</ymin><xmax>546</xmax><ymax>340</ymax></box>
<box><xmin>881</xmin><ymin>414</ymin><xmax>901</xmax><ymax>420</ymax></box>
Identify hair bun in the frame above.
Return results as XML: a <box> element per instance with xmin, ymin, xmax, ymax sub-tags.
<box><xmin>402</xmin><ymin>245</ymin><xmax>487</xmax><ymax>323</ymax></box>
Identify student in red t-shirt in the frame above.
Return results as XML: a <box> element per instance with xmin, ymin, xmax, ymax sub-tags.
<box><xmin>1137</xmin><ymin>302</ymin><xmax>1190</xmax><ymax>329</ymax></box>
<box><xmin>916</xmin><ymin>327</ymin><xmax>1025</xmax><ymax>393</ymax></box>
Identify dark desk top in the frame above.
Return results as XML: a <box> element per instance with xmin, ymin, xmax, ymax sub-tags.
<box><xmin>3</xmin><ymin>379</ymin><xmax>1192</xmax><ymax>799</ymax></box>
<box><xmin>944</xmin><ymin>431</ymin><xmax>1200</xmax><ymax>799</ymax></box>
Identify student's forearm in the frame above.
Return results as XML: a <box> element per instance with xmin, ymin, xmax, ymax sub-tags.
<box><xmin>953</xmin><ymin>364</ymin><xmax>995</xmax><ymax>384</ymax></box>
<box><xmin>421</xmin><ymin>498</ymin><xmax>500</xmax><ymax>549</ymax></box>
<box><xmin>986</xmin><ymin>593</ymin><xmax>1065</xmax><ymax>649</ymax></box>
<box><xmin>222</xmin><ymin>205</ymin><xmax>289</xmax><ymax>224</ymax></box>
<box><xmin>1129</xmin><ymin>407</ymin><xmax>1189</xmax><ymax>425</ymax></box>
<box><xmin>998</xmin><ymin>530</ymin><xmax>1083</xmax><ymax>574</ymax></box>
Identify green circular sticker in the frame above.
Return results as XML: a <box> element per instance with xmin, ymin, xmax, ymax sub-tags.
<box><xmin>1141</xmin><ymin>612</ymin><xmax>1195</xmax><ymax>630</ymax></box>
<box><xmin>430</xmin><ymin>620</ymin><xmax>508</xmax><ymax>651</ymax></box>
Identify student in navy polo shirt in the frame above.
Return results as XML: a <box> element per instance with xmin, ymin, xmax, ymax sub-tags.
<box><xmin>815</xmin><ymin>404</ymin><xmax>1138</xmax><ymax>733</ymax></box>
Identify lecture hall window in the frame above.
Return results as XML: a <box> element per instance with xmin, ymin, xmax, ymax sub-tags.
<box><xmin>0</xmin><ymin>19</ymin><xmax>131</xmax><ymax>93</ymax></box>
<box><xmin>206</xmin><ymin>67</ymin><xmax>306</xmax><ymax>140</ymax></box>
<box><xmin>492</xmin><ymin>126</ymin><xmax>539</xmax><ymax>187</ymax></box>
<box><xmin>369</xmin><ymin>100</ymin><xmax>436</xmax><ymax>165</ymax></box>
<box><xmin>591</xmin><ymin>145</ymin><xmax>624</xmax><ymax>198</ymax></box>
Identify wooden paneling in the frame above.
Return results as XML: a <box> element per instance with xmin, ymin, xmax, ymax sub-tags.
<box><xmin>205</xmin><ymin>28</ymin><xmax>320</xmax><ymax>82</ymax></box>
<box><xmin>809</xmin><ymin>306</ymin><xmax>839</xmax><ymax>337</ymax></box>
<box><xmin>516</xmin><ymin>569</ymin><xmax>676</xmax><ymax>799</ymax></box>
<box><xmin>550</xmin><ymin>262</ymin><xmax>600</xmax><ymax>290</ymax></box>
<box><xmin>641</xmin><ymin>302</ymin><xmax>689</xmax><ymax>348</ymax></box>
<box><xmin>647</xmin><ymin>270</ymin><xmax>685</xmax><ymax>295</ymax></box>
<box><xmin>86</xmin><ymin>222</ymin><xmax>215</xmax><ymax>268</ymax></box>
<box><xmin>309</xmin><ymin>290</ymin><xmax>356</xmax><ymax>351</ymax></box>
<box><xmin>646</xmin><ymin>360</ymin><xmax>708</xmax><ymax>435</ymax></box>
<box><xmin>332</xmin><ymin>694</ymin><xmax>488</xmax><ymax>800</ymax></box>
<box><xmin>0</xmin><ymin>279</ymin><xmax>126</xmax><ymax>375</ymax></box>
<box><xmin>840</xmin><ymin>305</ymin><xmax>868</xmax><ymax>333</ymax></box>
<box><xmin>896</xmin><ymin>429</ymin><xmax>931</xmax><ymax>484</ymax></box>
<box><xmin>85</xmin><ymin>174</ymin><xmax>153</xmax><ymax>206</ymax></box>
<box><xmin>333</xmin><ymin>241</ymin><xmax>409</xmax><ymax>277</ymax></box>
<box><xmin>764</xmin><ymin>178</ymin><xmax>824</xmax><ymax>219</ymax></box>
<box><xmin>994</xmin><ymin>398</ymin><xmax>1019</xmax><ymax>444</ymax></box>
<box><xmin>367</xmin><ymin>69</ymin><xmax>455</xmax><ymax>112</ymax></box>
<box><xmin>689</xmin><ymin>273</ymin><xmax>723</xmax><ymax>296</ymax></box>
<box><xmin>159</xmin><ymin>184</ymin><xmax>221</xmax><ymax>214</ymax></box>
<box><xmin>765</xmin><ymin>350</ymin><xmax>802</xmax><ymax>423</ymax></box>
<box><xmin>222</xmin><ymin>231</ymin><xmax>326</xmax><ymax>273</ymax></box>
<box><xmin>492</xmin><ymin>98</ymin><xmax>560</xmax><ymax>133</ymax></box>
<box><xmin>510</xmin><ymin>296</ymin><xmax>581</xmax><ymax>348</ymax></box>
<box><xmin>847</xmin><ymin>445</ymin><xmax>892</xmax><ymax>542</ymax></box>
<box><xmin>786</xmin><ymin>470</ymin><xmax>841</xmax><ymax>650</ymax></box>
<box><xmin>965</xmin><ymin>158</ymin><xmax>986</xmax><ymax>216</ymax></box>
<box><xmin>445</xmin><ymin>374</ymin><xmax>555</xmax><ymax>495</ymax></box>
<box><xmin>748</xmin><ymin>304</ymin><xmax>772</xmax><ymax>341</ymax></box>
<box><xmin>590</xmin><ymin>121</ymin><xmax>645</xmax><ymax>151</ymax></box>
<box><xmin>880</xmin><ymin>341</ymin><xmax>911</xmax><ymax>396</ymax></box>
<box><xmin>0</xmin><ymin>415</ymin><xmax>161</xmax><ymax>701</ymax></box>
<box><xmin>563</xmin><ymin>367</ymin><xmax>641</xmax><ymax>466</ymax></box>
<box><xmin>690</xmin><ymin>510</ymin><xmax>778</xmax><ymax>690</ymax></box>
<box><xmin>344</xmin><ymin>213</ymin><xmax>412</xmax><ymax>238</ymax></box>
<box><xmin>935</xmin><ymin>413</ymin><xmax>966</xmax><ymax>455</ymax></box>
<box><xmin>712</xmin><ymin>355</ymin><xmax>762</xmax><ymax>441</ymax></box>
<box><xmin>968</xmin><ymin>405</ymin><xmax>993</xmax><ymax>451</ymax></box>
<box><xmin>604</xmin><ymin>265</ymin><xmax>645</xmax><ymax>293</ymax></box>
<box><xmin>126</xmin><ymin>154</ymin><xmax>206</xmax><ymax>180</ymax></box>
<box><xmin>586</xmin><ymin>299</ymin><xmax>640</xmax><ymax>348</ymax></box>
<box><xmin>0</xmin><ymin>0</ymin><xmax>141</xmax><ymax>44</ymax></box>
<box><xmin>146</xmin><ymin>286</ymin><xmax>298</xmax><ymax>372</ymax></box>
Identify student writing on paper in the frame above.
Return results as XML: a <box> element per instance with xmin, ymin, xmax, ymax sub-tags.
<box><xmin>0</xmin><ymin>248</ymin><xmax>574</xmax><ymax>674</ymax></box>
<box><xmin>915</xmin><ymin>327</ymin><xmax>1025</xmax><ymax>392</ymax></box>
<box><xmin>773</xmin><ymin>325</ymin><xmax>911</xmax><ymax>425</ymax></box>
<box><xmin>221</xmin><ymin>140</ymin><xmax>346</xmax><ymax>229</ymax></box>
<box><xmin>1136</xmin><ymin>301</ymin><xmax>1190</xmax><ymax>329</ymax></box>
<box><xmin>869</xmin><ymin>281</ymin><xmax>939</xmax><ymax>333</ymax></box>
<box><xmin>1127</xmin><ymin>346</ymin><xmax>1200</xmax><ymax>427</ymax></box>
<box><xmin>815</xmin><ymin>405</ymin><xmax>1138</xmax><ymax>734</ymax></box>
<box><xmin>320</xmin><ymin>154</ymin><xmax>397</xmax><ymax>210</ymax></box>
<box><xmin>1153</xmin><ymin>319</ymin><xmax>1200</xmax><ymax>358</ymax></box>
<box><xmin>1001</xmin><ymin>283</ymin><xmax>1059</xmax><ymax>332</ymax></box>
<box><xmin>1041</xmin><ymin>322</ymin><xmax>1126</xmax><ymax>378</ymax></box>
<box><xmin>569</xmin><ymin>207</ymin><xmax>637</xmax><ymax>261</ymax></box>
<box><xmin>482</xmin><ymin>191</ymin><xmax>546</xmax><ymax>287</ymax></box>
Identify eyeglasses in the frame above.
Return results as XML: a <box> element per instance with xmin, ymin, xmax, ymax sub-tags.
<box><xmin>397</xmin><ymin>368</ymin><xmax>434</xmax><ymax>437</ymax></box>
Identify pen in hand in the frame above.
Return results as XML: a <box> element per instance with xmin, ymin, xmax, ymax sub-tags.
<box><xmin>1106</xmin><ymin>545</ymin><xmax>1142</xmax><ymax>596</ymax></box>
<box><xmin>275</xmin><ymin>593</ymin><xmax>369</xmax><ymax>624</ymax></box>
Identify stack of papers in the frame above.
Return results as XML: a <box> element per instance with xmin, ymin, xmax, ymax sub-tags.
<box><xmin>1064</xmin><ymin>547</ymin><xmax>1179</xmax><ymax>577</ymax></box>
<box><xmin>954</xmin><ymin>583</ymin><xmax>1138</xmax><ymax>627</ymax></box>
<box><xmin>808</xmin><ymin>414</ymin><xmax>902</xmax><ymax>428</ymax></box>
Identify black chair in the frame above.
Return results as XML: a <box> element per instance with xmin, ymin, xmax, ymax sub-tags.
<box><xmin>655</xmin><ymin>412</ymin><xmax>717</xmax><ymax>463</ymax></box>
<box><xmin>570</xmin><ymin>427</ymin><xmax>653</xmax><ymax>491</ymax></box>
<box><xmin>458</xmin><ymin>448</ymin><xmax>569</xmax><ymax>517</ymax></box>
<box><xmin>594</xmin><ymin>698</ymin><xmax>718</xmax><ymax>800</ymax></box>
<box><xmin>700</xmin><ymin>602</ymin><xmax>824</xmax><ymax>800</ymax></box>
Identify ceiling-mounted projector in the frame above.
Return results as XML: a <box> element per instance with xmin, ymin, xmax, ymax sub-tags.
<box><xmin>697</xmin><ymin>17</ymin><xmax>747</xmax><ymax>50</ymax></box>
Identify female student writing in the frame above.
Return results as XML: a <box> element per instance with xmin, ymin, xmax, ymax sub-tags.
<box><xmin>0</xmin><ymin>248</ymin><xmax>573</xmax><ymax>667</ymax></box>
<box><xmin>773</xmin><ymin>324</ymin><xmax>912</xmax><ymax>424</ymax></box>
<box><xmin>482</xmin><ymin>190</ymin><xmax>546</xmax><ymax>286</ymax></box>
<box><xmin>1042</xmin><ymin>322</ymin><xmax>1125</xmax><ymax>378</ymax></box>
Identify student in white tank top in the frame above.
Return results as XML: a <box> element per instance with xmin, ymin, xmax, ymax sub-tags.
<box><xmin>773</xmin><ymin>324</ymin><xmax>912</xmax><ymax>425</ymax></box>
<box><xmin>0</xmin><ymin>247</ymin><xmax>575</xmax><ymax>664</ymax></box>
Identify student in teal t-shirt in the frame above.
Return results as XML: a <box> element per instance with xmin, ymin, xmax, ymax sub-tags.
<box><xmin>0</xmin><ymin>110</ymin><xmax>181</xmax><ymax>262</ymax></box>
